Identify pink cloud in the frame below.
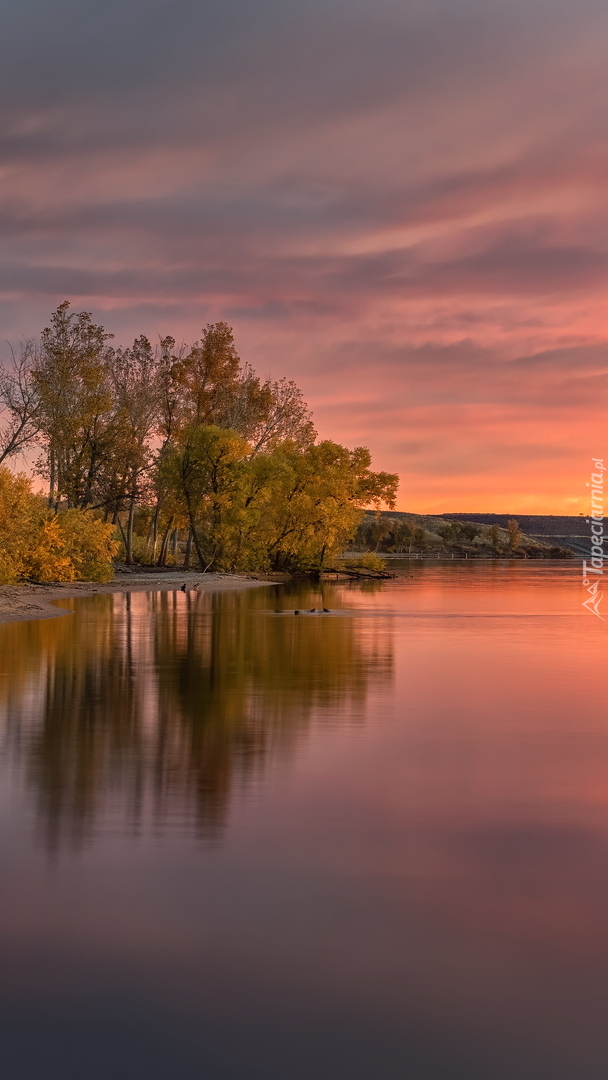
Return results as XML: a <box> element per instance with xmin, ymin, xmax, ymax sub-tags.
<box><xmin>1</xmin><ymin>0</ymin><xmax>608</xmax><ymax>511</ymax></box>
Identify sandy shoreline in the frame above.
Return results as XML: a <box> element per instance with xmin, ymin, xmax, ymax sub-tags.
<box><xmin>0</xmin><ymin>572</ymin><xmax>271</xmax><ymax>626</ymax></box>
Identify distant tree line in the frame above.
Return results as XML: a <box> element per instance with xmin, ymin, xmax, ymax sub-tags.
<box><xmin>0</xmin><ymin>302</ymin><xmax>398</xmax><ymax>580</ymax></box>
<box><xmin>354</xmin><ymin>515</ymin><xmax>526</xmax><ymax>556</ymax></box>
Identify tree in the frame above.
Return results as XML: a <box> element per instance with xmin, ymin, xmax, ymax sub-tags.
<box><xmin>168</xmin><ymin>323</ymin><xmax>315</xmax><ymax>451</ymax></box>
<box><xmin>365</xmin><ymin>515</ymin><xmax>392</xmax><ymax>551</ymax></box>
<box><xmin>160</xmin><ymin>425</ymin><xmax>251</xmax><ymax>570</ymax></box>
<box><xmin>250</xmin><ymin>441</ymin><xmax>398</xmax><ymax>573</ymax></box>
<box><xmin>507</xmin><ymin>518</ymin><xmax>521</xmax><ymax>553</ymax></box>
<box><xmin>173</xmin><ymin>323</ymin><xmax>240</xmax><ymax>424</ymax></box>
<box><xmin>0</xmin><ymin>341</ymin><xmax>41</xmax><ymax>465</ymax></box>
<box><xmin>489</xmin><ymin>523</ymin><xmax>501</xmax><ymax>554</ymax></box>
<box><xmin>149</xmin><ymin>324</ymin><xmax>316</xmax><ymax>562</ymax></box>
<box><xmin>392</xmin><ymin>521</ymin><xmax>412</xmax><ymax>553</ymax></box>
<box><xmin>32</xmin><ymin>302</ymin><xmax>114</xmax><ymax>508</ymax></box>
<box><xmin>410</xmin><ymin>525</ymin><xmax>427</xmax><ymax>553</ymax></box>
<box><xmin>160</xmin><ymin>429</ymin><xmax>398</xmax><ymax>573</ymax></box>
<box><xmin>99</xmin><ymin>336</ymin><xmax>160</xmax><ymax>562</ymax></box>
<box><xmin>5</xmin><ymin>304</ymin><xmax>398</xmax><ymax>576</ymax></box>
<box><xmin>226</xmin><ymin>374</ymin><xmax>316</xmax><ymax>455</ymax></box>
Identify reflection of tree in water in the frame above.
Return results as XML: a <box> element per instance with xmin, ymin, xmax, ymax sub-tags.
<box><xmin>0</xmin><ymin>584</ymin><xmax>392</xmax><ymax>850</ymax></box>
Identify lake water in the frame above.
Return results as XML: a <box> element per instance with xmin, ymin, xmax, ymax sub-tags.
<box><xmin>0</xmin><ymin>563</ymin><xmax>606</xmax><ymax>1079</ymax></box>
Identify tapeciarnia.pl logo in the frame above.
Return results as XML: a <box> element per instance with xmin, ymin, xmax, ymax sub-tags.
<box><xmin>582</xmin><ymin>458</ymin><xmax>605</xmax><ymax>620</ymax></box>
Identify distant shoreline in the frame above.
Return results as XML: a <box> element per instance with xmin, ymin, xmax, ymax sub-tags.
<box><xmin>0</xmin><ymin>560</ymin><xmax>578</xmax><ymax>628</ymax></box>
<box><xmin>0</xmin><ymin>572</ymin><xmax>270</xmax><ymax>627</ymax></box>
<box><xmin>345</xmin><ymin>552</ymin><xmax>577</xmax><ymax>560</ymax></box>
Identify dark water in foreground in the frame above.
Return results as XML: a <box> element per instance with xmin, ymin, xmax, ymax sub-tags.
<box><xmin>0</xmin><ymin>563</ymin><xmax>606</xmax><ymax>1079</ymax></box>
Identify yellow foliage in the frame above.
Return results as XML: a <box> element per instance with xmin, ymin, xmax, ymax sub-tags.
<box><xmin>27</xmin><ymin>518</ymin><xmax>75</xmax><ymax>582</ymax></box>
<box><xmin>159</xmin><ymin>427</ymin><xmax>399</xmax><ymax>573</ymax></box>
<box><xmin>0</xmin><ymin>467</ymin><xmax>117</xmax><ymax>583</ymax></box>
<box><xmin>51</xmin><ymin>509</ymin><xmax>118</xmax><ymax>582</ymax></box>
<box><xmin>342</xmin><ymin>553</ymin><xmax>386</xmax><ymax>572</ymax></box>
<box><xmin>0</xmin><ymin>469</ymin><xmax>39</xmax><ymax>583</ymax></box>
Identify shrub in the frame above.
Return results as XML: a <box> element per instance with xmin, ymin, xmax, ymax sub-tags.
<box><xmin>53</xmin><ymin>509</ymin><xmax>118</xmax><ymax>582</ymax></box>
<box><xmin>0</xmin><ymin>469</ymin><xmax>39</xmax><ymax>583</ymax></box>
<box><xmin>342</xmin><ymin>552</ymin><xmax>386</xmax><ymax>572</ymax></box>
<box><xmin>0</xmin><ymin>466</ymin><xmax>117</xmax><ymax>583</ymax></box>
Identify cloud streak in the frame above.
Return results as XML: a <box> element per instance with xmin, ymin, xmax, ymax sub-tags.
<box><xmin>1</xmin><ymin>0</ymin><xmax>607</xmax><ymax>510</ymax></box>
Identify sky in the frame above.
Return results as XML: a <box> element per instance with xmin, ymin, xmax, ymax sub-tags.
<box><xmin>1</xmin><ymin>0</ymin><xmax>607</xmax><ymax>513</ymax></box>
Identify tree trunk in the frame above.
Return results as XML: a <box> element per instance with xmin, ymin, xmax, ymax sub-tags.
<box><xmin>125</xmin><ymin>495</ymin><xmax>136</xmax><ymax>565</ymax></box>
<box><xmin>185</xmin><ymin>501</ymin><xmax>207</xmax><ymax>571</ymax></box>
<box><xmin>157</xmin><ymin>516</ymin><xmax>174</xmax><ymax>566</ymax></box>
<box><xmin>48</xmin><ymin>449</ymin><xmax>56</xmax><ymax>508</ymax></box>
<box><xmin>149</xmin><ymin>502</ymin><xmax>161</xmax><ymax>563</ymax></box>
<box><xmin>116</xmin><ymin>514</ymin><xmax>128</xmax><ymax>553</ymax></box>
<box><xmin>184</xmin><ymin>527</ymin><xmax>193</xmax><ymax>570</ymax></box>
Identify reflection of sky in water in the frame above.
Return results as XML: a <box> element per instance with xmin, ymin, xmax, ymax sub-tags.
<box><xmin>0</xmin><ymin>565</ymin><xmax>607</xmax><ymax>1079</ymax></box>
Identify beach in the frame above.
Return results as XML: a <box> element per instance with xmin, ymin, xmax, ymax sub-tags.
<box><xmin>0</xmin><ymin>572</ymin><xmax>268</xmax><ymax>625</ymax></box>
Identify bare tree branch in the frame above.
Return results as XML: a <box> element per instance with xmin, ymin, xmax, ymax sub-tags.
<box><xmin>0</xmin><ymin>340</ymin><xmax>41</xmax><ymax>465</ymax></box>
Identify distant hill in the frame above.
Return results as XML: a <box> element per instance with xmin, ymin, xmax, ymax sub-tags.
<box><xmin>356</xmin><ymin>507</ymin><xmax>578</xmax><ymax>557</ymax></box>
<box><xmin>437</xmin><ymin>514</ymin><xmax>589</xmax><ymax>555</ymax></box>
<box><xmin>437</xmin><ymin>514</ymin><xmax>586</xmax><ymax>536</ymax></box>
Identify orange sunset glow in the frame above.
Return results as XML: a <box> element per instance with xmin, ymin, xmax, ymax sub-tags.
<box><xmin>1</xmin><ymin>0</ymin><xmax>607</xmax><ymax>510</ymax></box>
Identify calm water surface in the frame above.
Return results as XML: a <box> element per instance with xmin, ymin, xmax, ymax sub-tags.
<box><xmin>0</xmin><ymin>563</ymin><xmax>606</xmax><ymax>1079</ymax></box>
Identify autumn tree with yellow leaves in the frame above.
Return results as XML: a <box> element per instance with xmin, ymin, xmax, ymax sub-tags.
<box><xmin>160</xmin><ymin>428</ymin><xmax>398</xmax><ymax>573</ymax></box>
<box><xmin>0</xmin><ymin>303</ymin><xmax>398</xmax><ymax>575</ymax></box>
